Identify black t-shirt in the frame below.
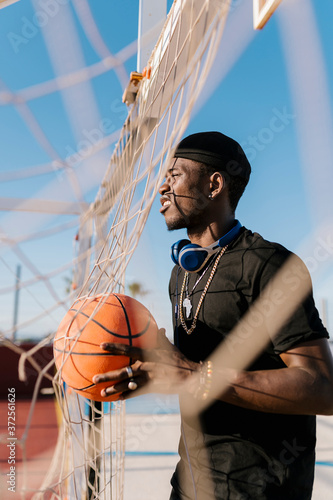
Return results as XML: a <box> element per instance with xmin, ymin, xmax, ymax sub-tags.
<box><xmin>169</xmin><ymin>228</ymin><xmax>329</xmax><ymax>500</ymax></box>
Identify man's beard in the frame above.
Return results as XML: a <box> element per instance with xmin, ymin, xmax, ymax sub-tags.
<box><xmin>165</xmin><ymin>211</ymin><xmax>203</xmax><ymax>232</ymax></box>
<box><xmin>165</xmin><ymin>217</ymin><xmax>187</xmax><ymax>231</ymax></box>
<box><xmin>164</xmin><ymin>193</ymin><xmax>208</xmax><ymax>231</ymax></box>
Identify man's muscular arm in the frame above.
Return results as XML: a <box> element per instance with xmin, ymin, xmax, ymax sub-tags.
<box><xmin>94</xmin><ymin>331</ymin><xmax>333</xmax><ymax>416</ymax></box>
<box><xmin>220</xmin><ymin>339</ymin><xmax>333</xmax><ymax>415</ymax></box>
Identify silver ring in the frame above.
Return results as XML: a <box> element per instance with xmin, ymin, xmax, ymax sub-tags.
<box><xmin>125</xmin><ymin>366</ymin><xmax>134</xmax><ymax>378</ymax></box>
<box><xmin>128</xmin><ymin>380</ymin><xmax>138</xmax><ymax>391</ymax></box>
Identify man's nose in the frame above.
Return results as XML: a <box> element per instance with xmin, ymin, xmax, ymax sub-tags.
<box><xmin>159</xmin><ymin>178</ymin><xmax>170</xmax><ymax>195</ymax></box>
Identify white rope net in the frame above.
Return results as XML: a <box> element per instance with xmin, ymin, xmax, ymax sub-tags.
<box><xmin>2</xmin><ymin>1</ymin><xmax>332</xmax><ymax>498</ymax></box>
<box><xmin>0</xmin><ymin>1</ymin><xmax>231</xmax><ymax>498</ymax></box>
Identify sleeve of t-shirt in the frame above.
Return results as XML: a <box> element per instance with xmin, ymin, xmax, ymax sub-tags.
<box><xmin>258</xmin><ymin>249</ymin><xmax>329</xmax><ymax>353</ymax></box>
<box><xmin>169</xmin><ymin>265</ymin><xmax>179</xmax><ymax>300</ymax></box>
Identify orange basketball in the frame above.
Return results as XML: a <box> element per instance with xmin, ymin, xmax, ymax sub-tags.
<box><xmin>53</xmin><ymin>293</ymin><xmax>158</xmax><ymax>401</ymax></box>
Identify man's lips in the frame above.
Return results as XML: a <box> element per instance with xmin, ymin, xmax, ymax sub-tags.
<box><xmin>160</xmin><ymin>196</ymin><xmax>172</xmax><ymax>213</ymax></box>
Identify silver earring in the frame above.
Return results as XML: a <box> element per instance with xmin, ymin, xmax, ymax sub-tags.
<box><xmin>208</xmin><ymin>194</ymin><xmax>213</xmax><ymax>200</ymax></box>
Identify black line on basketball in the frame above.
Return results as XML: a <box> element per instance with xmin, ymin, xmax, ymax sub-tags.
<box><xmin>112</xmin><ymin>294</ymin><xmax>133</xmax><ymax>366</ymax></box>
<box><xmin>69</xmin><ymin>307</ymin><xmax>149</xmax><ymax>339</ymax></box>
<box><xmin>67</xmin><ymin>382</ymin><xmax>95</xmax><ymax>391</ymax></box>
<box><xmin>54</xmin><ymin>347</ymin><xmax>120</xmax><ymax>356</ymax></box>
<box><xmin>70</xmin><ymin>354</ymin><xmax>91</xmax><ymax>386</ymax></box>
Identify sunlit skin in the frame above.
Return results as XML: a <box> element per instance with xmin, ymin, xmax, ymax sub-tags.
<box><xmin>159</xmin><ymin>157</ymin><xmax>235</xmax><ymax>245</ymax></box>
<box><xmin>93</xmin><ymin>157</ymin><xmax>333</xmax><ymax>415</ymax></box>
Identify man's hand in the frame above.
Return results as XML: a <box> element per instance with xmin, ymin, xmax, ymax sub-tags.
<box><xmin>92</xmin><ymin>328</ymin><xmax>199</xmax><ymax>400</ymax></box>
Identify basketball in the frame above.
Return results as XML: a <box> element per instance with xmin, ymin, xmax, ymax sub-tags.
<box><xmin>53</xmin><ymin>293</ymin><xmax>158</xmax><ymax>401</ymax></box>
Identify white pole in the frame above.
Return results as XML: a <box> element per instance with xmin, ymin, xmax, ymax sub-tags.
<box><xmin>321</xmin><ymin>297</ymin><xmax>328</xmax><ymax>330</ymax></box>
<box><xmin>137</xmin><ymin>0</ymin><xmax>167</xmax><ymax>71</ymax></box>
<box><xmin>12</xmin><ymin>264</ymin><xmax>21</xmax><ymax>342</ymax></box>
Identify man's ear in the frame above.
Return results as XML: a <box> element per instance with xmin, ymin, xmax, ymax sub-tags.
<box><xmin>209</xmin><ymin>172</ymin><xmax>225</xmax><ymax>199</ymax></box>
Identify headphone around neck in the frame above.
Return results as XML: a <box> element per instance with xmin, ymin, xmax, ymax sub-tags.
<box><xmin>170</xmin><ymin>220</ymin><xmax>242</xmax><ymax>273</ymax></box>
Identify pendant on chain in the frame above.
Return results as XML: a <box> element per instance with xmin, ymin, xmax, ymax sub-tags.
<box><xmin>183</xmin><ymin>297</ymin><xmax>192</xmax><ymax>318</ymax></box>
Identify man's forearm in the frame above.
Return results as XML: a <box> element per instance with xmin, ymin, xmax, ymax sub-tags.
<box><xmin>220</xmin><ymin>366</ymin><xmax>333</xmax><ymax>415</ymax></box>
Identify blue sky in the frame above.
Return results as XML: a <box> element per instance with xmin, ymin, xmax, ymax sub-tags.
<box><xmin>0</xmin><ymin>0</ymin><xmax>332</xmax><ymax>340</ymax></box>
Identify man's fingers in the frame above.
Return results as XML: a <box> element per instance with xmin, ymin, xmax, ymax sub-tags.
<box><xmin>157</xmin><ymin>327</ymin><xmax>166</xmax><ymax>338</ymax></box>
<box><xmin>100</xmin><ymin>374</ymin><xmax>148</xmax><ymax>398</ymax></box>
<box><xmin>93</xmin><ymin>363</ymin><xmax>138</xmax><ymax>384</ymax></box>
<box><xmin>100</xmin><ymin>342</ymin><xmax>144</xmax><ymax>360</ymax></box>
<box><xmin>157</xmin><ymin>328</ymin><xmax>174</xmax><ymax>350</ymax></box>
<box><xmin>100</xmin><ymin>342</ymin><xmax>161</xmax><ymax>363</ymax></box>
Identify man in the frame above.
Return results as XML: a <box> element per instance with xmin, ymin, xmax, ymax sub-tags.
<box><xmin>94</xmin><ymin>132</ymin><xmax>333</xmax><ymax>499</ymax></box>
